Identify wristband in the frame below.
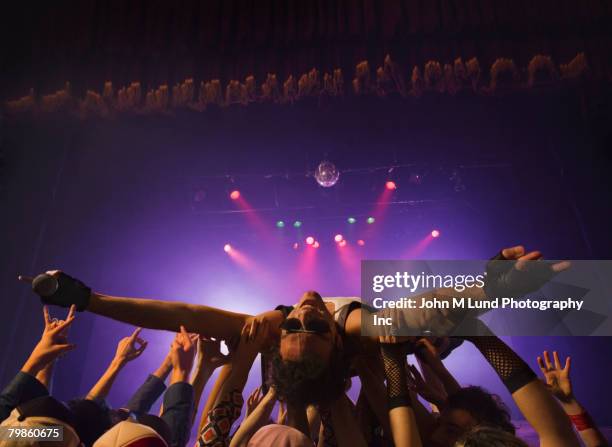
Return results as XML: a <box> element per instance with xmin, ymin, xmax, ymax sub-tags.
<box><xmin>569</xmin><ymin>412</ymin><xmax>594</xmax><ymax>431</ymax></box>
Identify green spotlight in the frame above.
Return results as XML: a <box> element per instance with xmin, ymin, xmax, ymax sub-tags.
<box><xmin>293</xmin><ymin>220</ymin><xmax>302</xmax><ymax>228</ymax></box>
<box><xmin>347</xmin><ymin>217</ymin><xmax>356</xmax><ymax>224</ymax></box>
<box><xmin>276</xmin><ymin>220</ymin><xmax>285</xmax><ymax>228</ymax></box>
<box><xmin>367</xmin><ymin>216</ymin><xmax>375</xmax><ymax>224</ymax></box>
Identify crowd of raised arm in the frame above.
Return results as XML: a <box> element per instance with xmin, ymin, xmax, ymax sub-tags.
<box><xmin>4</xmin><ymin>246</ymin><xmax>609</xmax><ymax>446</ymax></box>
<box><xmin>1</xmin><ymin>303</ymin><xmax>608</xmax><ymax>446</ymax></box>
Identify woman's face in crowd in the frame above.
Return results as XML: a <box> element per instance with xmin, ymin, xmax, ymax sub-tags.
<box><xmin>279</xmin><ymin>291</ymin><xmax>338</xmax><ymax>363</ymax></box>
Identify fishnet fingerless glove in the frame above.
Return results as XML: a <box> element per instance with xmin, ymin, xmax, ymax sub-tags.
<box><xmin>380</xmin><ymin>344</ymin><xmax>412</xmax><ymax>410</ymax></box>
<box><xmin>466</xmin><ymin>336</ymin><xmax>536</xmax><ymax>394</ymax></box>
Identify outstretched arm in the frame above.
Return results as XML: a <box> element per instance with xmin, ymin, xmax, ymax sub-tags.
<box><xmin>86</xmin><ymin>327</ymin><xmax>148</xmax><ymax>401</ymax></box>
<box><xmin>28</xmin><ymin>270</ymin><xmax>252</xmax><ymax>339</ymax></box>
<box><xmin>88</xmin><ymin>292</ymin><xmax>250</xmax><ymax>339</ymax></box>
<box><xmin>537</xmin><ymin>350</ymin><xmax>608</xmax><ymax>447</ymax></box>
<box><xmin>467</xmin><ymin>336</ymin><xmax>579</xmax><ymax>447</ymax></box>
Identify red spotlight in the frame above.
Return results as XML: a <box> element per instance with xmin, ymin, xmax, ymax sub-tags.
<box><xmin>431</xmin><ymin>229</ymin><xmax>440</xmax><ymax>238</ymax></box>
<box><xmin>357</xmin><ymin>239</ymin><xmax>365</xmax><ymax>246</ymax></box>
<box><xmin>230</xmin><ymin>190</ymin><xmax>241</xmax><ymax>200</ymax></box>
<box><xmin>313</xmin><ymin>241</ymin><xmax>320</xmax><ymax>248</ymax></box>
<box><xmin>338</xmin><ymin>239</ymin><xmax>347</xmax><ymax>247</ymax></box>
<box><xmin>385</xmin><ymin>180</ymin><xmax>397</xmax><ymax>190</ymax></box>
<box><xmin>305</xmin><ymin>236</ymin><xmax>315</xmax><ymax>245</ymax></box>
<box><xmin>223</xmin><ymin>243</ymin><xmax>232</xmax><ymax>253</ymax></box>
<box><xmin>334</xmin><ymin>234</ymin><xmax>344</xmax><ymax>243</ymax></box>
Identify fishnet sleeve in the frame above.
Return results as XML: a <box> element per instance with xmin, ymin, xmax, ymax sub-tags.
<box><xmin>466</xmin><ymin>336</ymin><xmax>536</xmax><ymax>394</ymax></box>
<box><xmin>380</xmin><ymin>344</ymin><xmax>412</xmax><ymax>410</ymax></box>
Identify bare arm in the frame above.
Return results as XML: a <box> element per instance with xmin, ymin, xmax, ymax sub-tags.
<box><xmin>34</xmin><ymin>362</ymin><xmax>55</xmax><ymax>390</ymax></box>
<box><xmin>190</xmin><ymin>338</ymin><xmax>231</xmax><ymax>428</ymax></box>
<box><xmin>415</xmin><ymin>338</ymin><xmax>461</xmax><ymax>398</ymax></box>
<box><xmin>197</xmin><ymin>364</ymin><xmax>232</xmax><ymax>434</ymax></box>
<box><xmin>468</xmin><ymin>337</ymin><xmax>579</xmax><ymax>447</ymax></box>
<box><xmin>538</xmin><ymin>351</ymin><xmax>609</xmax><ymax>447</ymax></box>
<box><xmin>229</xmin><ymin>388</ymin><xmax>278</xmax><ymax>447</ymax></box>
<box><xmin>86</xmin><ymin>328</ymin><xmax>147</xmax><ymax>401</ymax></box>
<box><xmin>89</xmin><ymin>293</ymin><xmax>250</xmax><ymax>339</ymax></box>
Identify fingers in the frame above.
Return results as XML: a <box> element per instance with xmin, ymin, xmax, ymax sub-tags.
<box><xmin>537</xmin><ymin>356</ymin><xmax>546</xmax><ymax>373</ymax></box>
<box><xmin>518</xmin><ymin>251</ymin><xmax>542</xmax><ymax>261</ymax></box>
<box><xmin>515</xmin><ymin>251</ymin><xmax>543</xmax><ymax>271</ymax></box>
<box><xmin>553</xmin><ymin>351</ymin><xmax>562</xmax><ymax>370</ymax></box>
<box><xmin>43</xmin><ymin>306</ymin><xmax>51</xmax><ymax>326</ymax></box>
<box><xmin>543</xmin><ymin>351</ymin><xmax>552</xmax><ymax>370</ymax></box>
<box><xmin>179</xmin><ymin>325</ymin><xmax>189</xmax><ymax>340</ymax></box>
<box><xmin>51</xmin><ymin>314</ymin><xmax>76</xmax><ymax>333</ymax></box>
<box><xmin>65</xmin><ymin>305</ymin><xmax>76</xmax><ymax>321</ymax></box>
<box><xmin>564</xmin><ymin>356</ymin><xmax>571</xmax><ymax>373</ymax></box>
<box><xmin>551</xmin><ymin>260</ymin><xmax>571</xmax><ymax>273</ymax></box>
<box><xmin>501</xmin><ymin>246</ymin><xmax>525</xmax><ymax>260</ymax></box>
<box><xmin>133</xmin><ymin>340</ymin><xmax>148</xmax><ymax>357</ymax></box>
<box><xmin>129</xmin><ymin>327</ymin><xmax>143</xmax><ymax>341</ymax></box>
<box><xmin>249</xmin><ymin>318</ymin><xmax>260</xmax><ymax>340</ymax></box>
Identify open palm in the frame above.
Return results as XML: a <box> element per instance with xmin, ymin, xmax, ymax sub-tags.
<box><xmin>537</xmin><ymin>350</ymin><xmax>572</xmax><ymax>402</ymax></box>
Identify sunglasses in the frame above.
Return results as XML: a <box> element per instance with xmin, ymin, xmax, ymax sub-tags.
<box><xmin>280</xmin><ymin>317</ymin><xmax>331</xmax><ymax>335</ymax></box>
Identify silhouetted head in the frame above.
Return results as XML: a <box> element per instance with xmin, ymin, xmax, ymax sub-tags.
<box><xmin>429</xmin><ymin>386</ymin><xmax>515</xmax><ymax>447</ymax></box>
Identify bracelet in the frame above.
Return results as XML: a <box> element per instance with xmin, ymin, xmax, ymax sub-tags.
<box><xmin>569</xmin><ymin>411</ymin><xmax>594</xmax><ymax>431</ymax></box>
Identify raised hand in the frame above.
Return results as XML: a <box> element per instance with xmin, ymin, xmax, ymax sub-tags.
<box><xmin>197</xmin><ymin>337</ymin><xmax>232</xmax><ymax>370</ymax></box>
<box><xmin>245</xmin><ymin>386</ymin><xmax>264</xmax><ymax>417</ymax></box>
<box><xmin>406</xmin><ymin>364</ymin><xmax>447</xmax><ymax>408</ymax></box>
<box><xmin>485</xmin><ymin>245</ymin><xmax>571</xmax><ymax>298</ymax></box>
<box><xmin>537</xmin><ymin>350</ymin><xmax>573</xmax><ymax>403</ymax></box>
<box><xmin>114</xmin><ymin>327</ymin><xmax>148</xmax><ymax>366</ymax></box>
<box><xmin>240</xmin><ymin>317</ymin><xmax>270</xmax><ymax>354</ymax></box>
<box><xmin>170</xmin><ymin>325</ymin><xmax>198</xmax><ymax>382</ymax></box>
<box><xmin>22</xmin><ymin>305</ymin><xmax>77</xmax><ymax>375</ymax></box>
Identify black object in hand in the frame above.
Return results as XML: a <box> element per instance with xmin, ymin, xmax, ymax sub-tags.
<box><xmin>31</xmin><ymin>272</ymin><xmax>91</xmax><ymax>311</ymax></box>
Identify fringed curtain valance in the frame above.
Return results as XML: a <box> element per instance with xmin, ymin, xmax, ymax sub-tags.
<box><xmin>4</xmin><ymin>52</ymin><xmax>592</xmax><ymax>118</ymax></box>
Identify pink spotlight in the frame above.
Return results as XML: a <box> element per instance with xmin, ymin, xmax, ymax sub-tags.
<box><xmin>385</xmin><ymin>180</ymin><xmax>397</xmax><ymax>190</ymax></box>
<box><xmin>292</xmin><ymin>242</ymin><xmax>299</xmax><ymax>250</ymax></box>
<box><xmin>338</xmin><ymin>239</ymin><xmax>347</xmax><ymax>247</ymax></box>
<box><xmin>334</xmin><ymin>234</ymin><xmax>344</xmax><ymax>243</ymax></box>
<box><xmin>357</xmin><ymin>239</ymin><xmax>365</xmax><ymax>246</ymax></box>
<box><xmin>223</xmin><ymin>243</ymin><xmax>232</xmax><ymax>253</ymax></box>
<box><xmin>313</xmin><ymin>241</ymin><xmax>320</xmax><ymax>248</ymax></box>
<box><xmin>230</xmin><ymin>190</ymin><xmax>241</xmax><ymax>200</ymax></box>
<box><xmin>305</xmin><ymin>236</ymin><xmax>315</xmax><ymax>245</ymax></box>
<box><xmin>431</xmin><ymin>229</ymin><xmax>441</xmax><ymax>238</ymax></box>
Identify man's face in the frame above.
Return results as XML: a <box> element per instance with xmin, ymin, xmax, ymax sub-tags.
<box><xmin>279</xmin><ymin>291</ymin><xmax>338</xmax><ymax>362</ymax></box>
<box><xmin>429</xmin><ymin>408</ymin><xmax>477</xmax><ymax>447</ymax></box>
